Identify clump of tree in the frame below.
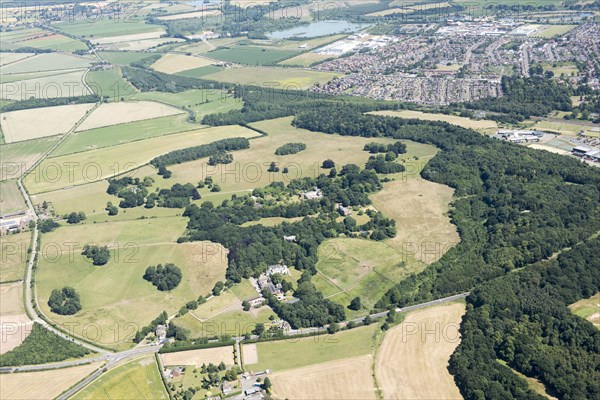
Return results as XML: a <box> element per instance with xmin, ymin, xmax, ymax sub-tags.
<box><xmin>365</xmin><ymin>154</ymin><xmax>405</xmax><ymax>174</ymax></box>
<box><xmin>81</xmin><ymin>244</ymin><xmax>110</xmax><ymax>266</ymax></box>
<box><xmin>107</xmin><ymin>177</ymin><xmax>151</xmax><ymax>208</ymax></box>
<box><xmin>65</xmin><ymin>211</ymin><xmax>86</xmax><ymax>224</ymax></box>
<box><xmin>105</xmin><ymin>202</ymin><xmax>119</xmax><ymax>216</ymax></box>
<box><xmin>48</xmin><ymin>287</ymin><xmax>82</xmax><ymax>315</ymax></box>
<box><xmin>150</xmin><ymin>137</ymin><xmax>250</xmax><ymax>168</ymax></box>
<box><xmin>39</xmin><ymin>219</ymin><xmax>60</xmax><ymax>233</ymax></box>
<box><xmin>363</xmin><ymin>141</ymin><xmax>406</xmax><ymax>155</ymax></box>
<box><xmin>143</xmin><ymin>264</ymin><xmax>182</xmax><ymax>291</ymax></box>
<box><xmin>208</xmin><ymin>151</ymin><xmax>234</xmax><ymax>166</ymax></box>
<box><xmin>275</xmin><ymin>142</ymin><xmax>306</xmax><ymax>156</ymax></box>
<box><xmin>0</xmin><ymin>94</ymin><xmax>100</xmax><ymax>113</ymax></box>
<box><xmin>322</xmin><ymin>159</ymin><xmax>335</xmax><ymax>169</ymax></box>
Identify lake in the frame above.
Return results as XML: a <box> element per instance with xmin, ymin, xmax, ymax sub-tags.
<box><xmin>268</xmin><ymin>20</ymin><xmax>371</xmax><ymax>40</ymax></box>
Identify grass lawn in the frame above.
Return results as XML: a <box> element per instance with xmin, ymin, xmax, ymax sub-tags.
<box><xmin>24</xmin><ymin>124</ymin><xmax>259</xmax><ymax>194</ymax></box>
<box><xmin>55</xmin><ymin>19</ymin><xmax>163</xmax><ymax>39</ymax></box>
<box><xmin>98</xmin><ymin>51</ymin><xmax>154</xmax><ymax>65</ymax></box>
<box><xmin>85</xmin><ymin>67</ymin><xmax>136</xmax><ymax>101</ymax></box>
<box><xmin>0</xmin><ymin>136</ymin><xmax>60</xmax><ymax>180</ymax></box>
<box><xmin>247</xmin><ymin>324</ymin><xmax>379</xmax><ymax>372</ymax></box>
<box><xmin>51</xmin><ymin>114</ymin><xmax>194</xmax><ymax>157</ymax></box>
<box><xmin>0</xmin><ymin>231</ymin><xmax>31</xmax><ymax>283</ymax></box>
<box><xmin>241</xmin><ymin>216</ymin><xmax>304</xmax><ymax>227</ymax></box>
<box><xmin>73</xmin><ymin>356</ymin><xmax>168</xmax><ymax>399</ymax></box>
<box><xmin>0</xmin><ymin>179</ymin><xmax>27</xmax><ymax>214</ymax></box>
<box><xmin>206</xmin><ymin>46</ymin><xmax>299</xmax><ymax>65</ymax></box>
<box><xmin>203</xmin><ymin>66</ymin><xmax>340</xmax><ymax>89</ymax></box>
<box><xmin>36</xmin><ymin>217</ymin><xmax>228</xmax><ymax>350</ymax></box>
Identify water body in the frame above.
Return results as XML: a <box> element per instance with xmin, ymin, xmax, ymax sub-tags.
<box><xmin>268</xmin><ymin>20</ymin><xmax>371</xmax><ymax>39</ymax></box>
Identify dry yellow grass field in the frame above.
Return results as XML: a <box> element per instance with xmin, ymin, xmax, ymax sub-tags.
<box><xmin>242</xmin><ymin>343</ymin><xmax>258</xmax><ymax>364</ymax></box>
<box><xmin>371</xmin><ymin>178</ymin><xmax>459</xmax><ymax>264</ymax></box>
<box><xmin>0</xmin><ymin>283</ymin><xmax>32</xmax><ymax>354</ymax></box>
<box><xmin>0</xmin><ymin>70</ymin><xmax>90</xmax><ymax>101</ymax></box>
<box><xmin>151</xmin><ymin>54</ymin><xmax>217</xmax><ymax>74</ymax></box>
<box><xmin>92</xmin><ymin>31</ymin><xmax>166</xmax><ymax>45</ymax></box>
<box><xmin>0</xmin><ymin>362</ymin><xmax>103</xmax><ymax>399</ymax></box>
<box><xmin>270</xmin><ymin>355</ymin><xmax>377</xmax><ymax>400</ymax></box>
<box><xmin>375</xmin><ymin>302</ymin><xmax>465</xmax><ymax>400</ymax></box>
<box><xmin>160</xmin><ymin>346</ymin><xmax>235</xmax><ymax>367</ymax></box>
<box><xmin>371</xmin><ymin>110</ymin><xmax>498</xmax><ymax>131</ymax></box>
<box><xmin>75</xmin><ymin>101</ymin><xmax>184</xmax><ymax>132</ymax></box>
<box><xmin>0</xmin><ymin>104</ymin><xmax>94</xmax><ymax>143</ymax></box>
<box><xmin>157</xmin><ymin>10</ymin><xmax>223</xmax><ymax>20</ymax></box>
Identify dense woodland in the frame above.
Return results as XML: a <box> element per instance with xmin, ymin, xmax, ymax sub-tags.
<box><xmin>122</xmin><ymin>67</ymin><xmax>230</xmax><ymax>93</ymax></box>
<box><xmin>292</xmin><ymin>106</ymin><xmax>600</xmax><ymax>308</ymax></box>
<box><xmin>451</xmin><ymin>238</ymin><xmax>600</xmax><ymax>400</ymax></box>
<box><xmin>150</xmin><ymin>137</ymin><xmax>250</xmax><ymax>168</ymax></box>
<box><xmin>0</xmin><ymin>323</ymin><xmax>91</xmax><ymax>367</ymax></box>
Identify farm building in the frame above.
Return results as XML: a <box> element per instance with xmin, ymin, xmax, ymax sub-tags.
<box><xmin>0</xmin><ymin>210</ymin><xmax>33</xmax><ymax>235</ymax></box>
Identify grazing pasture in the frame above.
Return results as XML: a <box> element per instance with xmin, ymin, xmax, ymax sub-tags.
<box><xmin>0</xmin><ymin>136</ymin><xmax>60</xmax><ymax>180</ymax></box>
<box><xmin>0</xmin><ymin>70</ymin><xmax>91</xmax><ymax>101</ymax></box>
<box><xmin>85</xmin><ymin>67</ymin><xmax>135</xmax><ymax>100</ymax></box>
<box><xmin>160</xmin><ymin>346</ymin><xmax>235</xmax><ymax>367</ymax></box>
<box><xmin>72</xmin><ymin>356</ymin><xmax>167</xmax><ymax>399</ymax></box>
<box><xmin>176</xmin><ymin>307</ymin><xmax>276</xmax><ymax>337</ymax></box>
<box><xmin>375</xmin><ymin>302</ymin><xmax>465</xmax><ymax>400</ymax></box>
<box><xmin>279</xmin><ymin>52</ymin><xmax>334</xmax><ymax>67</ymax></box>
<box><xmin>1</xmin><ymin>53</ymin><xmax>91</xmax><ymax>74</ymax></box>
<box><xmin>0</xmin><ymin>104</ymin><xmax>95</xmax><ymax>143</ymax></box>
<box><xmin>0</xmin><ymin>283</ymin><xmax>33</xmax><ymax>354</ymax></box>
<box><xmin>203</xmin><ymin>66</ymin><xmax>340</xmax><ymax>89</ymax></box>
<box><xmin>245</xmin><ymin>324</ymin><xmax>379</xmax><ymax>372</ymax></box>
<box><xmin>371</xmin><ymin>110</ymin><xmax>498</xmax><ymax>132</ymax></box>
<box><xmin>206</xmin><ymin>46</ymin><xmax>298</xmax><ymax>65</ymax></box>
<box><xmin>75</xmin><ymin>101</ymin><xmax>184</xmax><ymax>132</ymax></box>
<box><xmin>151</xmin><ymin>54</ymin><xmax>216</xmax><ymax>74</ymax></box>
<box><xmin>24</xmin><ymin>124</ymin><xmax>258</xmax><ymax>194</ymax></box>
<box><xmin>270</xmin><ymin>355</ymin><xmax>377</xmax><ymax>400</ymax></box>
<box><xmin>0</xmin><ymin>52</ymin><xmax>35</xmax><ymax>66</ymax></box>
<box><xmin>17</xmin><ymin>33</ymin><xmax>87</xmax><ymax>52</ymax></box>
<box><xmin>0</xmin><ymin>180</ymin><xmax>27</xmax><ymax>215</ymax></box>
<box><xmin>35</xmin><ymin>217</ymin><xmax>228</xmax><ymax>350</ymax></box>
<box><xmin>569</xmin><ymin>292</ymin><xmax>599</xmax><ymax>328</ymax></box>
<box><xmin>98</xmin><ymin>51</ymin><xmax>153</xmax><ymax>66</ymax></box>
<box><xmin>175</xmin><ymin>65</ymin><xmax>225</xmax><ymax>78</ymax></box>
<box><xmin>0</xmin><ymin>362</ymin><xmax>102</xmax><ymax>400</ymax></box>
<box><xmin>0</xmin><ymin>231</ymin><xmax>31</xmax><ymax>283</ymax></box>
<box><xmin>53</xmin><ymin>114</ymin><xmax>193</xmax><ymax>156</ymax></box>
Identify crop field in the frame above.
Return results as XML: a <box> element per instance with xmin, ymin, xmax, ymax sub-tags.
<box><xmin>105</xmin><ymin>37</ymin><xmax>186</xmax><ymax>51</ymax></box>
<box><xmin>1</xmin><ymin>69</ymin><xmax>91</xmax><ymax>101</ymax></box>
<box><xmin>371</xmin><ymin>178</ymin><xmax>460</xmax><ymax>264</ymax></box>
<box><xmin>270</xmin><ymin>355</ymin><xmax>377</xmax><ymax>400</ymax></box>
<box><xmin>206</xmin><ymin>46</ymin><xmax>299</xmax><ymax>66</ymax></box>
<box><xmin>85</xmin><ymin>68</ymin><xmax>135</xmax><ymax>100</ymax></box>
<box><xmin>177</xmin><ymin>38</ymin><xmax>244</xmax><ymax>55</ymax></box>
<box><xmin>24</xmin><ymin>124</ymin><xmax>258</xmax><ymax>194</ymax></box>
<box><xmin>0</xmin><ymin>69</ymin><xmax>84</xmax><ymax>85</ymax></box>
<box><xmin>160</xmin><ymin>346</ymin><xmax>235</xmax><ymax>367</ymax></box>
<box><xmin>168</xmin><ymin>117</ymin><xmax>394</xmax><ymax>197</ymax></box>
<box><xmin>1</xmin><ymin>53</ymin><xmax>91</xmax><ymax>74</ymax></box>
<box><xmin>0</xmin><ymin>136</ymin><xmax>60</xmax><ymax>180</ymax></box>
<box><xmin>35</xmin><ymin>217</ymin><xmax>228</xmax><ymax>350</ymax></box>
<box><xmin>157</xmin><ymin>9</ymin><xmax>223</xmax><ymax>20</ymax></box>
<box><xmin>0</xmin><ymin>180</ymin><xmax>26</xmax><ymax>215</ymax></box>
<box><xmin>131</xmin><ymin>89</ymin><xmax>243</xmax><ymax>117</ymax></box>
<box><xmin>0</xmin><ymin>52</ymin><xmax>35</xmax><ymax>66</ymax></box>
<box><xmin>245</xmin><ymin>324</ymin><xmax>379</xmax><ymax>372</ymax></box>
<box><xmin>0</xmin><ymin>231</ymin><xmax>31</xmax><ymax>283</ymax></box>
<box><xmin>314</xmin><ymin>238</ymin><xmax>424</xmax><ymax>316</ymax></box>
<box><xmin>371</xmin><ymin>110</ymin><xmax>498</xmax><ymax>132</ymax></box>
<box><xmin>53</xmin><ymin>114</ymin><xmax>193</xmax><ymax>157</ymax></box>
<box><xmin>75</xmin><ymin>101</ymin><xmax>184</xmax><ymax>132</ymax></box>
<box><xmin>279</xmin><ymin>52</ymin><xmax>334</xmax><ymax>67</ymax></box>
<box><xmin>202</xmin><ymin>66</ymin><xmax>340</xmax><ymax>89</ymax></box>
<box><xmin>0</xmin><ymin>104</ymin><xmax>95</xmax><ymax>143</ymax></box>
<box><xmin>16</xmin><ymin>33</ymin><xmax>87</xmax><ymax>52</ymax></box>
<box><xmin>97</xmin><ymin>51</ymin><xmax>154</xmax><ymax>66</ymax></box>
<box><xmin>92</xmin><ymin>30</ymin><xmax>167</xmax><ymax>45</ymax></box>
<box><xmin>375</xmin><ymin>302</ymin><xmax>465</xmax><ymax>400</ymax></box>
<box><xmin>0</xmin><ymin>362</ymin><xmax>102</xmax><ymax>400</ymax></box>
<box><xmin>569</xmin><ymin>293</ymin><xmax>599</xmax><ymax>328</ymax></box>
<box><xmin>151</xmin><ymin>54</ymin><xmax>217</xmax><ymax>74</ymax></box>
<box><xmin>73</xmin><ymin>356</ymin><xmax>167</xmax><ymax>400</ymax></box>
<box><xmin>176</xmin><ymin>65</ymin><xmax>226</xmax><ymax>78</ymax></box>
<box><xmin>0</xmin><ymin>283</ymin><xmax>32</xmax><ymax>354</ymax></box>
<box><xmin>55</xmin><ymin>19</ymin><xmax>164</xmax><ymax>39</ymax></box>
<box><xmin>534</xmin><ymin>24</ymin><xmax>577</xmax><ymax>38</ymax></box>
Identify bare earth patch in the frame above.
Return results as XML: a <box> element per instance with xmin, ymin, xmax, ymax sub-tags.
<box><xmin>0</xmin><ymin>362</ymin><xmax>102</xmax><ymax>399</ymax></box>
<box><xmin>160</xmin><ymin>346</ymin><xmax>235</xmax><ymax>367</ymax></box>
<box><xmin>371</xmin><ymin>178</ymin><xmax>459</xmax><ymax>264</ymax></box>
<box><xmin>270</xmin><ymin>355</ymin><xmax>377</xmax><ymax>400</ymax></box>
<box><xmin>375</xmin><ymin>302</ymin><xmax>465</xmax><ymax>400</ymax></box>
<box><xmin>75</xmin><ymin>101</ymin><xmax>184</xmax><ymax>132</ymax></box>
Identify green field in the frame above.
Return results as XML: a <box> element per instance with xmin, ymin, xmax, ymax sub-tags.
<box><xmin>203</xmin><ymin>66</ymin><xmax>340</xmax><ymax>89</ymax></box>
<box><xmin>177</xmin><ymin>307</ymin><xmax>276</xmax><ymax>337</ymax></box>
<box><xmin>246</xmin><ymin>324</ymin><xmax>379</xmax><ymax>372</ymax></box>
<box><xmin>98</xmin><ymin>51</ymin><xmax>154</xmax><ymax>65</ymax></box>
<box><xmin>131</xmin><ymin>89</ymin><xmax>243</xmax><ymax>117</ymax></box>
<box><xmin>0</xmin><ymin>136</ymin><xmax>60</xmax><ymax>180</ymax></box>
<box><xmin>540</xmin><ymin>62</ymin><xmax>579</xmax><ymax>77</ymax></box>
<box><xmin>0</xmin><ymin>179</ymin><xmax>27</xmax><ymax>215</ymax></box>
<box><xmin>314</xmin><ymin>238</ymin><xmax>422</xmax><ymax>318</ymax></box>
<box><xmin>176</xmin><ymin>65</ymin><xmax>225</xmax><ymax>78</ymax></box>
<box><xmin>36</xmin><ymin>217</ymin><xmax>227</xmax><ymax>350</ymax></box>
<box><xmin>51</xmin><ymin>114</ymin><xmax>194</xmax><ymax>157</ymax></box>
<box><xmin>0</xmin><ymin>231</ymin><xmax>31</xmax><ymax>283</ymax></box>
<box><xmin>569</xmin><ymin>293</ymin><xmax>599</xmax><ymax>328</ymax></box>
<box><xmin>535</xmin><ymin>24</ymin><xmax>577</xmax><ymax>38</ymax></box>
<box><xmin>1</xmin><ymin>53</ymin><xmax>91</xmax><ymax>74</ymax></box>
<box><xmin>206</xmin><ymin>45</ymin><xmax>299</xmax><ymax>65</ymax></box>
<box><xmin>85</xmin><ymin>67</ymin><xmax>136</xmax><ymax>100</ymax></box>
<box><xmin>54</xmin><ymin>19</ymin><xmax>163</xmax><ymax>39</ymax></box>
<box><xmin>24</xmin><ymin>124</ymin><xmax>259</xmax><ymax>194</ymax></box>
<box><xmin>12</xmin><ymin>34</ymin><xmax>87</xmax><ymax>51</ymax></box>
<box><xmin>73</xmin><ymin>356</ymin><xmax>168</xmax><ymax>399</ymax></box>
